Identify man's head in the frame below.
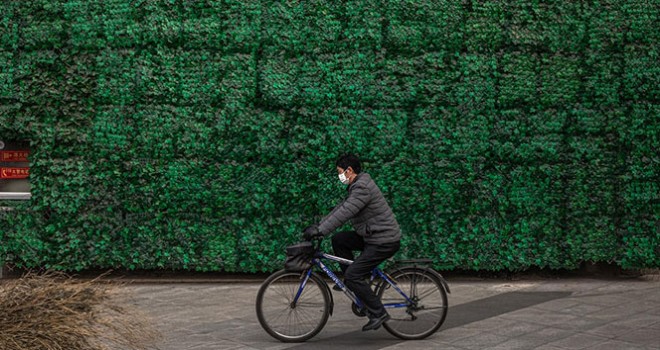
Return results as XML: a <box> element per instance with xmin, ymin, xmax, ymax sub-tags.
<box><xmin>336</xmin><ymin>153</ymin><xmax>361</xmax><ymax>185</ymax></box>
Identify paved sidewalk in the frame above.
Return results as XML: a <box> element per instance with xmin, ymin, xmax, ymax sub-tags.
<box><xmin>127</xmin><ymin>275</ymin><xmax>660</xmax><ymax>350</ymax></box>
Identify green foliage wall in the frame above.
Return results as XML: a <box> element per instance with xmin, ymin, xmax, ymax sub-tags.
<box><xmin>0</xmin><ymin>0</ymin><xmax>658</xmax><ymax>272</ymax></box>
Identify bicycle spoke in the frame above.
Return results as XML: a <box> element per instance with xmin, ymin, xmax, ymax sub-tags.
<box><xmin>415</xmin><ymin>285</ymin><xmax>441</xmax><ymax>300</ymax></box>
<box><xmin>378</xmin><ymin>269</ymin><xmax>448</xmax><ymax>340</ymax></box>
<box><xmin>257</xmin><ymin>271</ymin><xmax>330</xmax><ymax>342</ymax></box>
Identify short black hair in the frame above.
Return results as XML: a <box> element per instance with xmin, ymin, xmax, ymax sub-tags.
<box><xmin>336</xmin><ymin>153</ymin><xmax>361</xmax><ymax>174</ymax></box>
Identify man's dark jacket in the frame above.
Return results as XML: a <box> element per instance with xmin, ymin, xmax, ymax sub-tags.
<box><xmin>317</xmin><ymin>173</ymin><xmax>401</xmax><ymax>244</ymax></box>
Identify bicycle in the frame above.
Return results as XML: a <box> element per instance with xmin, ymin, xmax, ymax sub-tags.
<box><xmin>255</xmin><ymin>237</ymin><xmax>451</xmax><ymax>342</ymax></box>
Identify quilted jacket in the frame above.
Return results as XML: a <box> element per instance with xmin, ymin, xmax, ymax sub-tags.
<box><xmin>317</xmin><ymin>173</ymin><xmax>401</xmax><ymax>244</ymax></box>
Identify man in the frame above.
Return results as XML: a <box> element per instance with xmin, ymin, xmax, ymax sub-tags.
<box><xmin>303</xmin><ymin>154</ymin><xmax>401</xmax><ymax>332</ymax></box>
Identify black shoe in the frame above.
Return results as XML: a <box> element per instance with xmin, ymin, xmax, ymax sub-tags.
<box><xmin>362</xmin><ymin>312</ymin><xmax>390</xmax><ymax>331</ymax></box>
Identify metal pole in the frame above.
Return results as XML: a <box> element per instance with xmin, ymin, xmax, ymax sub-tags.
<box><xmin>0</xmin><ymin>192</ymin><xmax>32</xmax><ymax>200</ymax></box>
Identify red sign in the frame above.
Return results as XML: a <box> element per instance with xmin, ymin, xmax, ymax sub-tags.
<box><xmin>0</xmin><ymin>150</ymin><xmax>29</xmax><ymax>162</ymax></box>
<box><xmin>0</xmin><ymin>167</ymin><xmax>29</xmax><ymax>179</ymax></box>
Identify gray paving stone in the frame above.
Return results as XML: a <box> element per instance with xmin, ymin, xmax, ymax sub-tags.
<box><xmin>381</xmin><ymin>342</ymin><xmax>466</xmax><ymax>350</ymax></box>
<box><xmin>432</xmin><ymin>327</ymin><xmax>482</xmax><ymax>343</ymax></box>
<box><xmin>577</xmin><ymin>295</ymin><xmax>629</xmax><ymax>308</ymax></box>
<box><xmin>583</xmin><ymin>339</ymin><xmax>648</xmax><ymax>350</ymax></box>
<box><xmin>489</xmin><ymin>337</ymin><xmax>549</xmax><ymax>350</ymax></box>
<box><xmin>546</xmin><ymin>333</ymin><xmax>610</xmax><ymax>349</ymax></box>
<box><xmin>648</xmin><ymin>318</ymin><xmax>660</xmax><ymax>330</ymax></box>
<box><xmin>488</xmin><ymin>321</ymin><xmax>545</xmax><ymax>338</ymax></box>
<box><xmin>586</xmin><ymin>322</ymin><xmax>640</xmax><ymax>339</ymax></box>
<box><xmin>535</xmin><ymin>299</ymin><xmax>582</xmax><ymax>312</ymax></box>
<box><xmin>503</xmin><ymin>308</ymin><xmax>581</xmax><ymax>327</ymax></box>
<box><xmin>521</xmin><ymin>326</ymin><xmax>577</xmax><ymax>344</ymax></box>
<box><xmin>120</xmin><ymin>277</ymin><xmax>659</xmax><ymax>350</ymax></box>
<box><xmin>648</xmin><ymin>307</ymin><xmax>660</xmax><ymax>317</ymax></box>
<box><xmin>551</xmin><ymin>315</ymin><xmax>611</xmax><ymax>332</ymax></box>
<box><xmin>461</xmin><ymin>316</ymin><xmax>518</xmax><ymax>331</ymax></box>
<box><xmin>614</xmin><ymin>327</ymin><xmax>660</xmax><ymax>347</ymax></box>
<box><xmin>559</xmin><ymin>302</ymin><xmax>606</xmax><ymax>316</ymax></box>
<box><xmin>449</xmin><ymin>332</ymin><xmax>510</xmax><ymax>350</ymax></box>
<box><xmin>589</xmin><ymin>304</ymin><xmax>654</xmax><ymax>320</ymax></box>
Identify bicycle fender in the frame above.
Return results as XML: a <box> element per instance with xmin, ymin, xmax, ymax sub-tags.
<box><xmin>385</xmin><ymin>265</ymin><xmax>451</xmax><ymax>294</ymax></box>
<box><xmin>433</xmin><ymin>270</ymin><xmax>451</xmax><ymax>294</ymax></box>
<box><xmin>416</xmin><ymin>266</ymin><xmax>451</xmax><ymax>294</ymax></box>
<box><xmin>311</xmin><ymin>271</ymin><xmax>334</xmax><ymax>316</ymax></box>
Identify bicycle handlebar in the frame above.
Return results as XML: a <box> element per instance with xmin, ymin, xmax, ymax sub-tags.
<box><xmin>304</xmin><ymin>235</ymin><xmax>324</xmax><ymax>252</ymax></box>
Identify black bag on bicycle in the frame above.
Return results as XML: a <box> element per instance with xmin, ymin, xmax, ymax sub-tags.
<box><xmin>284</xmin><ymin>241</ymin><xmax>314</xmax><ymax>272</ymax></box>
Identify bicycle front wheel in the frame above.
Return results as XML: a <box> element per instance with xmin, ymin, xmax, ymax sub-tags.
<box><xmin>256</xmin><ymin>269</ymin><xmax>330</xmax><ymax>342</ymax></box>
<box><xmin>378</xmin><ymin>267</ymin><xmax>448</xmax><ymax>340</ymax></box>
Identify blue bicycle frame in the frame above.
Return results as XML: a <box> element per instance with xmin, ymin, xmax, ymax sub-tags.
<box><xmin>293</xmin><ymin>250</ymin><xmax>414</xmax><ymax>312</ymax></box>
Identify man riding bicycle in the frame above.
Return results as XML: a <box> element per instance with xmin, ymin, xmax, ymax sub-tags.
<box><xmin>303</xmin><ymin>153</ymin><xmax>401</xmax><ymax>331</ymax></box>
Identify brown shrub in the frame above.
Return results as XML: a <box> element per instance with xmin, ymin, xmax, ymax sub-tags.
<box><xmin>0</xmin><ymin>271</ymin><xmax>160</xmax><ymax>350</ymax></box>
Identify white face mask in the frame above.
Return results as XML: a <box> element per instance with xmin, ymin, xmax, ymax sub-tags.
<box><xmin>338</xmin><ymin>169</ymin><xmax>350</xmax><ymax>185</ymax></box>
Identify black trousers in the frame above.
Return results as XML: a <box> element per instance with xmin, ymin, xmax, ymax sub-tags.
<box><xmin>332</xmin><ymin>231</ymin><xmax>400</xmax><ymax>317</ymax></box>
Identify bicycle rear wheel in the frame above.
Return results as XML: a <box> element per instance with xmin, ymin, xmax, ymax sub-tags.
<box><xmin>256</xmin><ymin>269</ymin><xmax>330</xmax><ymax>342</ymax></box>
<box><xmin>378</xmin><ymin>267</ymin><xmax>448</xmax><ymax>340</ymax></box>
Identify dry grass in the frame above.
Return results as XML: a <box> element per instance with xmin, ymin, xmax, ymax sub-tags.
<box><xmin>0</xmin><ymin>271</ymin><xmax>160</xmax><ymax>350</ymax></box>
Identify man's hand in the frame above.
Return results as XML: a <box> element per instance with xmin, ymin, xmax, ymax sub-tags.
<box><xmin>302</xmin><ymin>225</ymin><xmax>321</xmax><ymax>241</ymax></box>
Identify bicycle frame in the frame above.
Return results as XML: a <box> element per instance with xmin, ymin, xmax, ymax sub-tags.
<box><xmin>293</xmin><ymin>250</ymin><xmax>414</xmax><ymax>312</ymax></box>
